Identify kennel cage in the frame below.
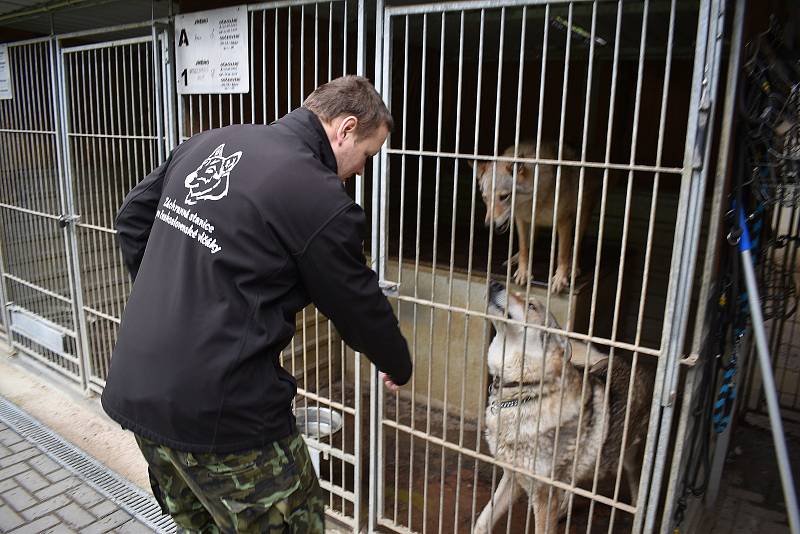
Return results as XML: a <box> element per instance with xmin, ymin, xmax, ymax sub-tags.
<box><xmin>0</xmin><ymin>0</ymin><xmax>746</xmax><ymax>532</ymax></box>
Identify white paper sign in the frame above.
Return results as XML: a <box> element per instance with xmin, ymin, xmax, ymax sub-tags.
<box><xmin>175</xmin><ymin>6</ymin><xmax>249</xmax><ymax>94</ymax></box>
<box><xmin>0</xmin><ymin>45</ymin><xmax>12</xmax><ymax>100</ymax></box>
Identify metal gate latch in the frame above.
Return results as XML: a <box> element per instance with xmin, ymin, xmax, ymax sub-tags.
<box><xmin>58</xmin><ymin>214</ymin><xmax>81</xmax><ymax>228</ymax></box>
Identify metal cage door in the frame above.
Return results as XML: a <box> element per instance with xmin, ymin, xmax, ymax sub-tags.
<box><xmin>57</xmin><ymin>26</ymin><xmax>172</xmax><ymax>394</ymax></box>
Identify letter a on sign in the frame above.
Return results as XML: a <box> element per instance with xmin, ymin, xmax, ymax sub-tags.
<box><xmin>179</xmin><ymin>29</ymin><xmax>189</xmax><ymax>46</ymax></box>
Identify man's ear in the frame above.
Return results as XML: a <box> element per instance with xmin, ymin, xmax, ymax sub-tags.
<box><xmin>336</xmin><ymin>115</ymin><xmax>359</xmax><ymax>144</ymax></box>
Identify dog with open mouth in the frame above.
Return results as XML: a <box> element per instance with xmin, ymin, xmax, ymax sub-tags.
<box><xmin>474</xmin><ymin>281</ymin><xmax>650</xmax><ymax>534</ymax></box>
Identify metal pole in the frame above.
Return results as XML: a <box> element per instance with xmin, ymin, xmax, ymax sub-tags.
<box><xmin>369</xmin><ymin>2</ymin><xmax>385</xmax><ymax>532</ymax></box>
<box><xmin>151</xmin><ymin>25</ymin><xmax>165</xmax><ymax>165</ymax></box>
<box><xmin>739</xmin><ymin>207</ymin><xmax>800</xmax><ymax>534</ymax></box>
<box><xmin>0</xmin><ymin>232</ymin><xmax>11</xmax><ymax>350</ymax></box>
<box><xmin>53</xmin><ymin>40</ymin><xmax>93</xmax><ymax>394</ymax></box>
<box><xmin>636</xmin><ymin>0</ymin><xmax>715</xmax><ymax>529</ymax></box>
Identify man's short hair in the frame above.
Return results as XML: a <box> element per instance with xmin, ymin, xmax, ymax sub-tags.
<box><xmin>303</xmin><ymin>75</ymin><xmax>394</xmax><ymax>138</ymax></box>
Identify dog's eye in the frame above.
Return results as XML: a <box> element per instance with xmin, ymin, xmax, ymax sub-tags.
<box><xmin>499</xmin><ymin>193</ymin><xmax>510</xmax><ymax>202</ymax></box>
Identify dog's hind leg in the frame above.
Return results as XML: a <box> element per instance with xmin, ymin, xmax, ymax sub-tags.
<box><xmin>474</xmin><ymin>469</ymin><xmax>521</xmax><ymax>534</ymax></box>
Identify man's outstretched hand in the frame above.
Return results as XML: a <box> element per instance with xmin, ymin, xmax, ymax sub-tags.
<box><xmin>380</xmin><ymin>372</ymin><xmax>401</xmax><ymax>393</ymax></box>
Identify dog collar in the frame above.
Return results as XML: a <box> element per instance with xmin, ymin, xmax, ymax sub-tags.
<box><xmin>489</xmin><ymin>375</ymin><xmax>543</xmax><ymax>395</ymax></box>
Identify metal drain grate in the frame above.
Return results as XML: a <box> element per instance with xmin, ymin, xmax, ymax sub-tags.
<box><xmin>0</xmin><ymin>395</ymin><xmax>176</xmax><ymax>533</ymax></box>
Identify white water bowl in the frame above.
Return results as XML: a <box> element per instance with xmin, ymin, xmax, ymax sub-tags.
<box><xmin>294</xmin><ymin>406</ymin><xmax>343</xmax><ymax>439</ymax></box>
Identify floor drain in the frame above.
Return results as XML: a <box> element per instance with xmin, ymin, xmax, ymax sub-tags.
<box><xmin>0</xmin><ymin>395</ymin><xmax>176</xmax><ymax>533</ymax></box>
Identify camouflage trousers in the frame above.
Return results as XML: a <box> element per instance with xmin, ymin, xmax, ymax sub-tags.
<box><xmin>135</xmin><ymin>430</ymin><xmax>324</xmax><ymax>533</ymax></box>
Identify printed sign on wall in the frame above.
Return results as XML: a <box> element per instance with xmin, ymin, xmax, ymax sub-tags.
<box><xmin>0</xmin><ymin>45</ymin><xmax>12</xmax><ymax>100</ymax></box>
<box><xmin>175</xmin><ymin>6</ymin><xmax>250</xmax><ymax>94</ymax></box>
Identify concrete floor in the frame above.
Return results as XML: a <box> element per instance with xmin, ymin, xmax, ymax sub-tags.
<box><xmin>701</xmin><ymin>413</ymin><xmax>798</xmax><ymax>534</ymax></box>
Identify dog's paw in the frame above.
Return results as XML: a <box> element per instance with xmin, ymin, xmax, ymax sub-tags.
<box><xmin>550</xmin><ymin>268</ymin><xmax>570</xmax><ymax>293</ymax></box>
<box><xmin>504</xmin><ymin>252</ymin><xmax>520</xmax><ymax>268</ymax></box>
<box><xmin>513</xmin><ymin>262</ymin><xmax>529</xmax><ymax>286</ymax></box>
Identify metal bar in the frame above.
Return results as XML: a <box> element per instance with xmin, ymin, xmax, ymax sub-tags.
<box><xmin>249</xmin><ymin>0</ymin><xmax>339</xmax><ymax>12</ymax></box>
<box><xmin>353</xmin><ymin>2</ymin><xmax>362</xmax><ymax>211</ymax></box>
<box><xmin>274</xmin><ymin>8</ymin><xmax>279</xmax><ymax>122</ymax></box>
<box><xmin>740</xmin><ymin>243</ymin><xmax>800</xmax><ymax>534</ymax></box>
<box><xmin>151</xmin><ymin>26</ymin><xmax>165</xmax><ymax>165</ymax></box>
<box><xmin>61</xmin><ymin>36</ymin><xmax>154</xmax><ymax>54</ymax></box>
<box><xmin>3</xmin><ymin>273</ymin><xmax>72</xmax><ymax>306</ymax></box>
<box><xmin>81</xmin><ymin>305</ymin><xmax>120</xmax><ymax>326</ymax></box>
<box><xmin>639</xmin><ymin>0</ymin><xmax>719</xmax><ymax>530</ymax></box>
<box><xmin>261</xmin><ymin>10</ymin><xmax>267</xmax><ymax>124</ymax></box>
<box><xmin>0</xmin><ymin>128</ymin><xmax>56</xmax><ymax>135</ymax></box>
<box><xmin>163</xmin><ymin>29</ymin><xmax>177</xmax><ymax>151</ymax></box>
<box><xmin>388</xmin><ymin>14</ymin><xmax>410</xmax><ymax>529</ymax></box>
<box><xmin>380</xmin><ymin>418</ymin><xmax>638</xmax><ymax>515</ymax></box>
<box><xmin>562</xmin><ymin>2</ymin><xmax>598</xmax><ymax>529</ymax></box>
<box><xmin>327</xmin><ymin>3</ymin><xmax>332</xmax><ymax>82</ymax></box>
<box><xmin>604</xmin><ymin>2</ymin><xmax>654</xmax><ymax>532</ymax></box>
<box><xmin>450</xmin><ymin>13</ymin><xmax>467</xmax><ymax>529</ymax></box>
<box><xmin>384</xmin><ymin>148</ymin><xmax>683</xmax><ymax>174</ymax></box>
<box><xmin>54</xmin><ymin>37</ymin><xmax>93</xmax><ymax>391</ymax></box>
<box><xmin>287</xmin><ymin>6</ymin><xmax>292</xmax><ymax>114</ymax></box>
<box><xmin>66</xmin><ymin>132</ymin><xmax>159</xmax><ymax>141</ymax></box>
<box><xmin>543</xmin><ymin>4</ymin><xmax>576</xmax><ymax>530</ymax></box>
<box><xmin>420</xmin><ymin>13</ymin><xmax>446</xmax><ymax>533</ymax></box>
<box><xmin>408</xmin><ymin>12</ymin><xmax>428</xmax><ymax>531</ymax></box>
<box><xmin>391</xmin><ymin>292</ymin><xmax>661</xmax><ymax>358</ymax></box>
<box><xmin>367</xmin><ymin>0</ymin><xmax>384</xmax><ymax>531</ymax></box>
<box><xmin>440</xmin><ymin>9</ymin><xmax>468</xmax><ymax>529</ymax></box>
<box><xmin>387</xmin><ymin>0</ymin><xmax>579</xmax><ymax>16</ymax></box>
<box><xmin>342</xmin><ymin>0</ymin><xmax>348</xmax><ymax>75</ymax></box>
<box><xmin>11</xmin><ymin>342</ymin><xmax>81</xmax><ymax>378</ymax></box>
<box><xmin>4</xmin><ymin>36</ymin><xmax>53</xmax><ymax>48</ymax></box>
<box><xmin>660</xmin><ymin>1</ymin><xmax>745</xmax><ymax>531</ymax></box>
<box><xmin>0</xmin><ymin>203</ymin><xmax>63</xmax><ymax>221</ymax></box>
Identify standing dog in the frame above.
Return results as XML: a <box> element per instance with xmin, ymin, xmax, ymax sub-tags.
<box><xmin>472</xmin><ymin>142</ymin><xmax>601</xmax><ymax>293</ymax></box>
<box><xmin>474</xmin><ymin>281</ymin><xmax>650</xmax><ymax>534</ymax></box>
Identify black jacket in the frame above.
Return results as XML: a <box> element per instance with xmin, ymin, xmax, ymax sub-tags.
<box><xmin>101</xmin><ymin>108</ymin><xmax>412</xmax><ymax>453</ymax></box>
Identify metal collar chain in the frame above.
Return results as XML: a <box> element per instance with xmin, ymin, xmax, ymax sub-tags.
<box><xmin>489</xmin><ymin>395</ymin><xmax>538</xmax><ymax>414</ymax></box>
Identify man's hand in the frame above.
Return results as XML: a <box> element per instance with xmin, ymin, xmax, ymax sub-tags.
<box><xmin>380</xmin><ymin>372</ymin><xmax>401</xmax><ymax>393</ymax></box>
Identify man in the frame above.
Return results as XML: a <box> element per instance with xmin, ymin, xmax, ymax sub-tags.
<box><xmin>101</xmin><ymin>75</ymin><xmax>413</xmax><ymax>533</ymax></box>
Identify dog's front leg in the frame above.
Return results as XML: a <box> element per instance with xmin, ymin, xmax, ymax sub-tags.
<box><xmin>474</xmin><ymin>469</ymin><xmax>520</xmax><ymax>534</ymax></box>
<box><xmin>514</xmin><ymin>216</ymin><xmax>530</xmax><ymax>286</ymax></box>
<box><xmin>533</xmin><ymin>485</ymin><xmax>562</xmax><ymax>534</ymax></box>
<box><xmin>551</xmin><ymin>216</ymin><xmax>573</xmax><ymax>293</ymax></box>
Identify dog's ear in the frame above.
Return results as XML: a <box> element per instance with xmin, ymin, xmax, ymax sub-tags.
<box><xmin>544</xmin><ymin>310</ymin><xmax>570</xmax><ymax>351</ymax></box>
<box><xmin>545</xmin><ymin>309</ymin><xmax>562</xmax><ymax>330</ymax></box>
<box><xmin>515</xmin><ymin>163</ymin><xmax>533</xmax><ymax>193</ymax></box>
<box><xmin>471</xmin><ymin>160</ymin><xmax>489</xmax><ymax>178</ymax></box>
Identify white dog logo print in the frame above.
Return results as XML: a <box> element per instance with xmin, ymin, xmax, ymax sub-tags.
<box><xmin>184</xmin><ymin>144</ymin><xmax>242</xmax><ymax>205</ymax></box>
